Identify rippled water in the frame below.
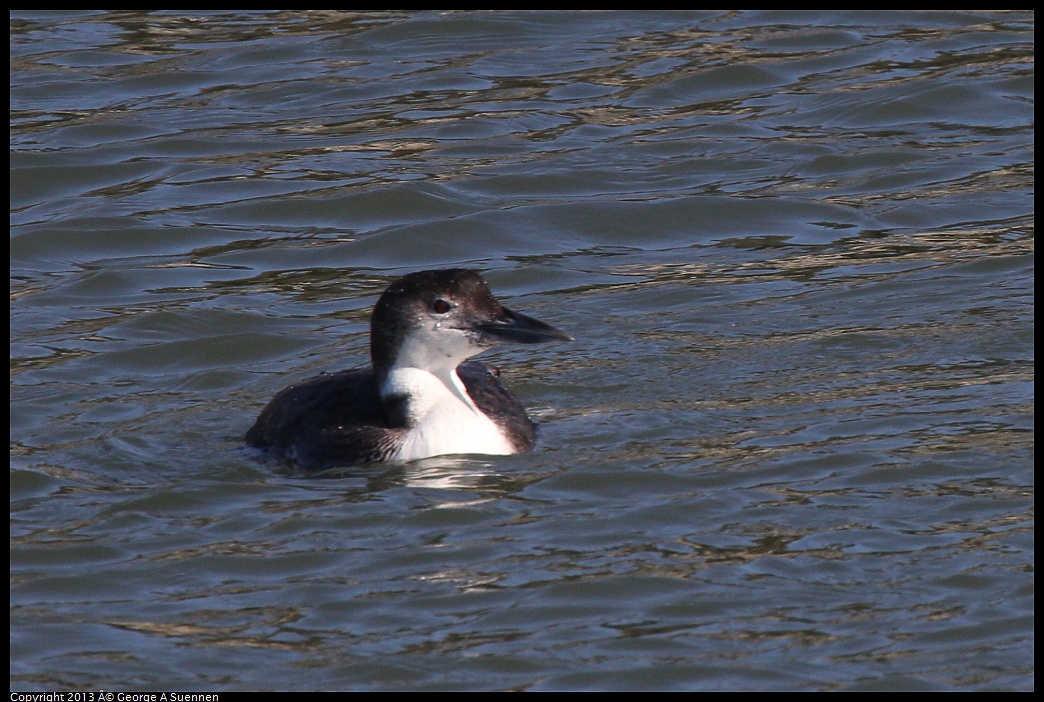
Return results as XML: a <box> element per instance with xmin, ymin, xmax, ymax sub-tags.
<box><xmin>10</xmin><ymin>10</ymin><xmax>1033</xmax><ymax>691</ymax></box>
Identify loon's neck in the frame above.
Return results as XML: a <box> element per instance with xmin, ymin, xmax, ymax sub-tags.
<box><xmin>380</xmin><ymin>365</ymin><xmax>477</xmax><ymax>426</ymax></box>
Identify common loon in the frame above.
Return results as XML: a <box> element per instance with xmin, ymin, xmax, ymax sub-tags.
<box><xmin>246</xmin><ymin>269</ymin><xmax>572</xmax><ymax>471</ymax></box>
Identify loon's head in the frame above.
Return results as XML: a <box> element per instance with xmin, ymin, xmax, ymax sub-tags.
<box><xmin>369</xmin><ymin>269</ymin><xmax>571</xmax><ymax>380</ymax></box>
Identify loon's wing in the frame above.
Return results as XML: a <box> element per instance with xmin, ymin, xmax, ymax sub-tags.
<box><xmin>457</xmin><ymin>361</ymin><xmax>537</xmax><ymax>453</ymax></box>
<box><xmin>246</xmin><ymin>368</ymin><xmax>401</xmax><ymax>470</ymax></box>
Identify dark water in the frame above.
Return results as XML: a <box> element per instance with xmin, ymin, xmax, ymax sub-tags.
<box><xmin>10</xmin><ymin>10</ymin><xmax>1033</xmax><ymax>691</ymax></box>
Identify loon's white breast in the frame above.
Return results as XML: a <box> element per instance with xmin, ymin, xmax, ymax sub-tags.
<box><xmin>380</xmin><ymin>366</ymin><xmax>516</xmax><ymax>462</ymax></box>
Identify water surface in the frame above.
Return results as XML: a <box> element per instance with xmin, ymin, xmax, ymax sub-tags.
<box><xmin>10</xmin><ymin>10</ymin><xmax>1034</xmax><ymax>691</ymax></box>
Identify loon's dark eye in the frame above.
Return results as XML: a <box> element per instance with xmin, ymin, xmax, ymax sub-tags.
<box><xmin>432</xmin><ymin>299</ymin><xmax>451</xmax><ymax>314</ymax></box>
